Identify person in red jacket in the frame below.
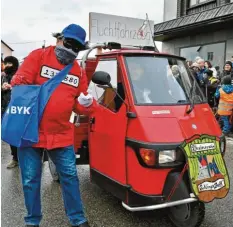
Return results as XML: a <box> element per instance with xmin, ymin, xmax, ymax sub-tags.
<box><xmin>11</xmin><ymin>24</ymin><xmax>93</xmax><ymax>227</ymax></box>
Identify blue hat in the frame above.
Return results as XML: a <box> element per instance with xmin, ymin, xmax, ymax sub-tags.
<box><xmin>62</xmin><ymin>24</ymin><xmax>86</xmax><ymax>46</ymax></box>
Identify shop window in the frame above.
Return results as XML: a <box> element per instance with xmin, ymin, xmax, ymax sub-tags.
<box><xmin>190</xmin><ymin>0</ymin><xmax>198</xmax><ymax>6</ymax></box>
<box><xmin>189</xmin><ymin>0</ymin><xmax>212</xmax><ymax>6</ymax></box>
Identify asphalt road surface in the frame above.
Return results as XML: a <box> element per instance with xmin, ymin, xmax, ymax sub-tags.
<box><xmin>1</xmin><ymin>138</ymin><xmax>233</xmax><ymax>227</ymax></box>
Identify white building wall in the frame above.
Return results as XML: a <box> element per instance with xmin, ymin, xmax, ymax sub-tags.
<box><xmin>1</xmin><ymin>42</ymin><xmax>13</xmax><ymax>59</ymax></box>
<box><xmin>163</xmin><ymin>0</ymin><xmax>178</xmax><ymax>22</ymax></box>
<box><xmin>162</xmin><ymin>27</ymin><xmax>233</xmax><ymax>70</ymax></box>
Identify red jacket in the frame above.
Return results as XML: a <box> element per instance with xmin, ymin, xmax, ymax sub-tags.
<box><xmin>11</xmin><ymin>46</ymin><xmax>95</xmax><ymax>149</ymax></box>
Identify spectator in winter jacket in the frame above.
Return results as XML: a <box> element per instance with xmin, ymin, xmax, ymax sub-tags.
<box><xmin>10</xmin><ymin>24</ymin><xmax>91</xmax><ymax>227</ymax></box>
<box><xmin>215</xmin><ymin>76</ymin><xmax>233</xmax><ymax>135</ymax></box>
<box><xmin>1</xmin><ymin>57</ymin><xmax>4</xmax><ymax>71</ymax></box>
<box><xmin>167</xmin><ymin>65</ymin><xmax>186</xmax><ymax>101</ymax></box>
<box><xmin>204</xmin><ymin>69</ymin><xmax>219</xmax><ymax>86</ymax></box>
<box><xmin>1</xmin><ymin>56</ymin><xmax>19</xmax><ymax>114</ymax></box>
<box><xmin>197</xmin><ymin>59</ymin><xmax>206</xmax><ymax>83</ymax></box>
<box><xmin>1</xmin><ymin>56</ymin><xmax>19</xmax><ymax>169</ymax></box>
<box><xmin>215</xmin><ymin>66</ymin><xmax>221</xmax><ymax>79</ymax></box>
<box><xmin>204</xmin><ymin>69</ymin><xmax>219</xmax><ymax>108</ymax></box>
<box><xmin>220</xmin><ymin>61</ymin><xmax>233</xmax><ymax>85</ymax></box>
<box><xmin>1</xmin><ymin>57</ymin><xmax>6</xmax><ymax>85</ymax></box>
<box><xmin>205</xmin><ymin>60</ymin><xmax>217</xmax><ymax>78</ymax></box>
<box><xmin>190</xmin><ymin>61</ymin><xmax>205</xmax><ymax>94</ymax></box>
<box><xmin>190</xmin><ymin>62</ymin><xmax>200</xmax><ymax>80</ymax></box>
<box><xmin>186</xmin><ymin>60</ymin><xmax>193</xmax><ymax>68</ymax></box>
<box><xmin>195</xmin><ymin>56</ymin><xmax>201</xmax><ymax>63</ymax></box>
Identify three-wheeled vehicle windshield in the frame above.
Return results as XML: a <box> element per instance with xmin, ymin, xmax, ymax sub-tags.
<box><xmin>125</xmin><ymin>56</ymin><xmax>206</xmax><ymax>105</ymax></box>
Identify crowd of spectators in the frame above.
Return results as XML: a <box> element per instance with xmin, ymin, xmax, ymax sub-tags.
<box><xmin>187</xmin><ymin>56</ymin><xmax>233</xmax><ymax>135</ymax></box>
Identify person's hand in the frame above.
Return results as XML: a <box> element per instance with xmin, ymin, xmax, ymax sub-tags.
<box><xmin>77</xmin><ymin>91</ymin><xmax>93</xmax><ymax>107</ymax></box>
<box><xmin>2</xmin><ymin>82</ymin><xmax>12</xmax><ymax>90</ymax></box>
<box><xmin>143</xmin><ymin>89</ymin><xmax>152</xmax><ymax>103</ymax></box>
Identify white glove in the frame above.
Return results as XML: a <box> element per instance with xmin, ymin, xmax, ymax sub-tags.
<box><xmin>77</xmin><ymin>92</ymin><xmax>93</xmax><ymax>107</ymax></box>
<box><xmin>2</xmin><ymin>82</ymin><xmax>12</xmax><ymax>90</ymax></box>
<box><xmin>143</xmin><ymin>89</ymin><xmax>152</xmax><ymax>103</ymax></box>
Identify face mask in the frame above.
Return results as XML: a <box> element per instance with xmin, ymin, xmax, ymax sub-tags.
<box><xmin>4</xmin><ymin>66</ymin><xmax>15</xmax><ymax>75</ymax></box>
<box><xmin>54</xmin><ymin>45</ymin><xmax>78</xmax><ymax>65</ymax></box>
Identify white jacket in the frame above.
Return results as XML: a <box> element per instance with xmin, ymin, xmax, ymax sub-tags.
<box><xmin>210</xmin><ymin>67</ymin><xmax>217</xmax><ymax>78</ymax></box>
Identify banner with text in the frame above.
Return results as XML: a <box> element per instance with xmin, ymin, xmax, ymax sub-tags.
<box><xmin>89</xmin><ymin>12</ymin><xmax>154</xmax><ymax>46</ymax></box>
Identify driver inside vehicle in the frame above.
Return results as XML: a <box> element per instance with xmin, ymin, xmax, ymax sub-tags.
<box><xmin>130</xmin><ymin>62</ymin><xmax>153</xmax><ymax>103</ymax></box>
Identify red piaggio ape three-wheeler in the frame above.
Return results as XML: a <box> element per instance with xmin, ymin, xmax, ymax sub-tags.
<box><xmin>48</xmin><ymin>42</ymin><xmax>230</xmax><ymax>227</ymax></box>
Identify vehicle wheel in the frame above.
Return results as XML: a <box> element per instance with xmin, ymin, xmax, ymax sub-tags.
<box><xmin>48</xmin><ymin>156</ymin><xmax>60</xmax><ymax>182</ymax></box>
<box><xmin>168</xmin><ymin>202</ymin><xmax>205</xmax><ymax>227</ymax></box>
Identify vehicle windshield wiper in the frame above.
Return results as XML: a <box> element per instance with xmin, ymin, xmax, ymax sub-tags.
<box><xmin>177</xmin><ymin>100</ymin><xmax>188</xmax><ymax>104</ymax></box>
<box><xmin>186</xmin><ymin>80</ymin><xmax>196</xmax><ymax>114</ymax></box>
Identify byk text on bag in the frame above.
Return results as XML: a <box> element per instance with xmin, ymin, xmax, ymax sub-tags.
<box><xmin>1</xmin><ymin>64</ymin><xmax>73</xmax><ymax>147</ymax></box>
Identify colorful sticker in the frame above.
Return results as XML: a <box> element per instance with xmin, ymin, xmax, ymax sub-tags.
<box><xmin>181</xmin><ymin>134</ymin><xmax>230</xmax><ymax>203</ymax></box>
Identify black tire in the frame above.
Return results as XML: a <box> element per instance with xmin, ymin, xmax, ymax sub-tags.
<box><xmin>168</xmin><ymin>202</ymin><xmax>205</xmax><ymax>227</ymax></box>
<box><xmin>48</xmin><ymin>156</ymin><xmax>60</xmax><ymax>182</ymax></box>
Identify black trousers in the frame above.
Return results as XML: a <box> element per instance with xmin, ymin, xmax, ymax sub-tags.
<box><xmin>10</xmin><ymin>145</ymin><xmax>18</xmax><ymax>161</ymax></box>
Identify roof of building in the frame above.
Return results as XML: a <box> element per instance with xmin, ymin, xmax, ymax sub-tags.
<box><xmin>1</xmin><ymin>40</ymin><xmax>14</xmax><ymax>51</ymax></box>
<box><xmin>154</xmin><ymin>3</ymin><xmax>233</xmax><ymax>41</ymax></box>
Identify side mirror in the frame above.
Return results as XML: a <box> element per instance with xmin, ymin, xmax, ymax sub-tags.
<box><xmin>92</xmin><ymin>71</ymin><xmax>111</xmax><ymax>86</ymax></box>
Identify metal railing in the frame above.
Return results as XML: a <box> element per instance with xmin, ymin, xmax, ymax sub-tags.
<box><xmin>81</xmin><ymin>42</ymin><xmax>158</xmax><ymax>69</ymax></box>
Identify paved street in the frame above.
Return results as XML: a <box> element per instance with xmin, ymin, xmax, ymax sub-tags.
<box><xmin>1</xmin><ymin>139</ymin><xmax>233</xmax><ymax>227</ymax></box>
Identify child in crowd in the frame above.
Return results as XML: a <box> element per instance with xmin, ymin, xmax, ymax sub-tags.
<box><xmin>215</xmin><ymin>76</ymin><xmax>233</xmax><ymax>135</ymax></box>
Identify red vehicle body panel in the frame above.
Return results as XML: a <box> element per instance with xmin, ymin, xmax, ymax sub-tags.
<box><xmin>74</xmin><ymin>122</ymin><xmax>88</xmax><ymax>152</ymax></box>
<box><xmin>127</xmin><ymin>104</ymin><xmax>222</xmax><ymax>143</ymax></box>
<box><xmin>74</xmin><ymin>59</ymin><xmax>98</xmax><ymax>152</ymax></box>
<box><xmin>89</xmin><ymin>104</ymin><xmax>128</xmax><ymax>184</ymax></box>
<box><xmin>74</xmin><ymin>51</ymin><xmax>222</xmax><ymax>196</ymax></box>
<box><xmin>125</xmin><ymin>105</ymin><xmax>221</xmax><ymax>195</ymax></box>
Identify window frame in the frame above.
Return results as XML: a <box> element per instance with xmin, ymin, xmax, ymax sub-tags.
<box><xmin>207</xmin><ymin>52</ymin><xmax>214</xmax><ymax>61</ymax></box>
<box><xmin>188</xmin><ymin>0</ymin><xmax>216</xmax><ymax>8</ymax></box>
<box><xmin>89</xmin><ymin>57</ymin><xmax>126</xmax><ymax>112</ymax></box>
<box><xmin>124</xmin><ymin>55</ymin><xmax>206</xmax><ymax>106</ymax></box>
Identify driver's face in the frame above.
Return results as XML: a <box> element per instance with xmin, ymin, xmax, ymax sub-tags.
<box><xmin>131</xmin><ymin>65</ymin><xmax>144</xmax><ymax>81</ymax></box>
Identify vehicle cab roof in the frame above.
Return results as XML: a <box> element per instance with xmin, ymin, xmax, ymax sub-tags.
<box><xmin>96</xmin><ymin>49</ymin><xmax>186</xmax><ymax>61</ymax></box>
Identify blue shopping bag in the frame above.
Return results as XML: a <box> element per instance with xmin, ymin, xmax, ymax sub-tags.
<box><xmin>1</xmin><ymin>64</ymin><xmax>73</xmax><ymax>147</ymax></box>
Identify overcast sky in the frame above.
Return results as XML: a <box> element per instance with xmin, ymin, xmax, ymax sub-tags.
<box><xmin>1</xmin><ymin>0</ymin><xmax>164</xmax><ymax>60</ymax></box>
